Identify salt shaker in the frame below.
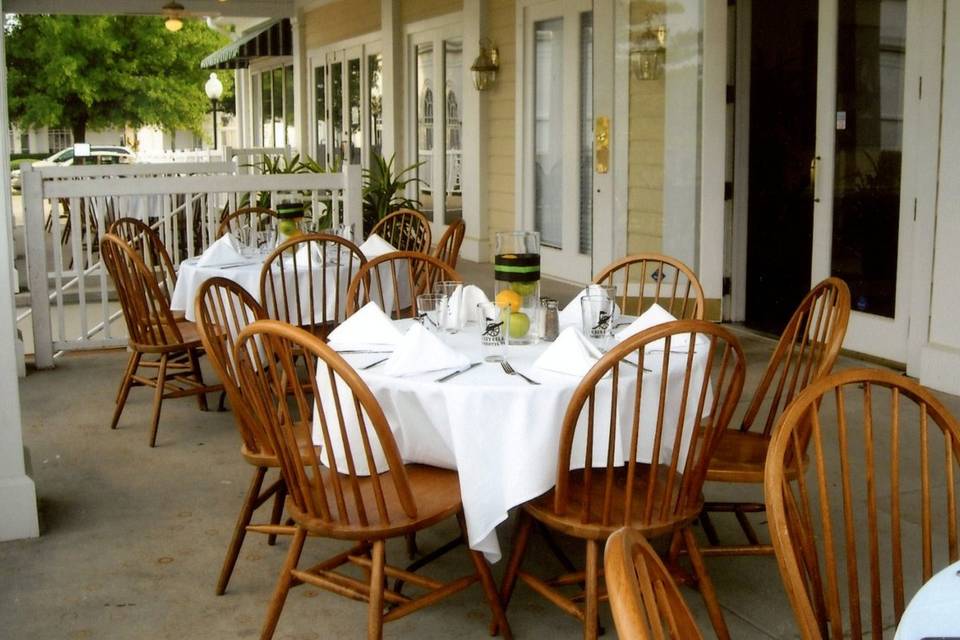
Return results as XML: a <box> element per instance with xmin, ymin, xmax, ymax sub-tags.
<box><xmin>541</xmin><ymin>297</ymin><xmax>559</xmax><ymax>342</ymax></box>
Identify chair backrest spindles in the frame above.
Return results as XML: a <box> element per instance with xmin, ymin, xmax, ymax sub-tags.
<box><xmin>433</xmin><ymin>219</ymin><xmax>466</xmax><ymax>269</ymax></box>
<box><xmin>593</xmin><ymin>254</ymin><xmax>705</xmax><ymax>320</ymax></box>
<box><xmin>217</xmin><ymin>206</ymin><xmax>279</xmax><ymax>240</ymax></box>
<box><xmin>108</xmin><ymin>217</ymin><xmax>178</xmax><ymax>303</ymax></box>
<box><xmin>234</xmin><ymin>320</ymin><xmax>418</xmax><ymax>532</ymax></box>
<box><xmin>766</xmin><ymin>368</ymin><xmax>960</xmax><ymax>639</ymax></box>
<box><xmin>369</xmin><ymin>208</ymin><xmax>432</xmax><ymax>254</ymax></box>
<box><xmin>346</xmin><ymin>251</ymin><xmax>462</xmax><ymax>319</ymax></box>
<box><xmin>553</xmin><ymin>321</ymin><xmax>745</xmax><ymax>532</ymax></box>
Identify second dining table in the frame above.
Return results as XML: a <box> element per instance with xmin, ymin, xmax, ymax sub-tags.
<box><xmin>325</xmin><ymin>318</ymin><xmax>712</xmax><ymax>562</ymax></box>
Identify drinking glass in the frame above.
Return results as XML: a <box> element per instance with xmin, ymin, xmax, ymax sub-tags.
<box><xmin>478</xmin><ymin>301</ymin><xmax>509</xmax><ymax>362</ymax></box>
<box><xmin>433</xmin><ymin>281</ymin><xmax>464</xmax><ymax>333</ymax></box>
<box><xmin>416</xmin><ymin>293</ymin><xmax>446</xmax><ymax>334</ymax></box>
<box><xmin>581</xmin><ymin>295</ymin><xmax>615</xmax><ymax>344</ymax></box>
<box><xmin>233</xmin><ymin>227</ymin><xmax>255</xmax><ymax>258</ymax></box>
<box><xmin>336</xmin><ymin>223</ymin><xmax>356</xmax><ymax>243</ymax></box>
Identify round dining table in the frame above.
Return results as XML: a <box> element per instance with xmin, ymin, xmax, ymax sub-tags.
<box><xmin>894</xmin><ymin>559</ymin><xmax>960</xmax><ymax>639</ymax></box>
<box><xmin>324</xmin><ymin>319</ymin><xmax>711</xmax><ymax>562</ymax></box>
<box><xmin>169</xmin><ymin>252</ymin><xmax>409</xmax><ymax>322</ymax></box>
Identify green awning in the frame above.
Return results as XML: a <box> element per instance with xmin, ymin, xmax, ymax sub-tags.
<box><xmin>201</xmin><ymin>18</ymin><xmax>292</xmax><ymax>70</ymax></box>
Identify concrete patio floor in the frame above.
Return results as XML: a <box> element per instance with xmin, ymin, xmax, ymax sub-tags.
<box><xmin>2</xmin><ymin>263</ymin><xmax>949</xmax><ymax>639</ymax></box>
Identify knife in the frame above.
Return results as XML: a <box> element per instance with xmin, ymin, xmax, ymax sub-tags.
<box><xmin>435</xmin><ymin>361</ymin><xmax>482</xmax><ymax>383</ymax></box>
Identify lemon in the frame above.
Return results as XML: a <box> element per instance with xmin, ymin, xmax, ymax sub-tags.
<box><xmin>509</xmin><ymin>312</ymin><xmax>530</xmax><ymax>339</ymax></box>
<box><xmin>278</xmin><ymin>219</ymin><xmax>300</xmax><ymax>237</ymax></box>
<box><xmin>495</xmin><ymin>289</ymin><xmax>522</xmax><ymax>312</ymax></box>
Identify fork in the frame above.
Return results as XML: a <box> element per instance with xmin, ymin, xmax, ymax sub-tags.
<box><xmin>501</xmin><ymin>361</ymin><xmax>540</xmax><ymax>385</ymax></box>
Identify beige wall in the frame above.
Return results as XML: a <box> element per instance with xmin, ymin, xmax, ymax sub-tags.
<box><xmin>304</xmin><ymin>0</ymin><xmax>381</xmax><ymax>49</ymax></box>
<box><xmin>486</xmin><ymin>0</ymin><xmax>517</xmax><ymax>240</ymax></box>
<box><xmin>626</xmin><ymin>1</ymin><xmax>665</xmax><ymax>255</ymax></box>
<box><xmin>400</xmin><ymin>0</ymin><xmax>464</xmax><ymax>24</ymax></box>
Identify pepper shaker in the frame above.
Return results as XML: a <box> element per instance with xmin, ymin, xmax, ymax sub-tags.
<box><xmin>541</xmin><ymin>297</ymin><xmax>559</xmax><ymax>342</ymax></box>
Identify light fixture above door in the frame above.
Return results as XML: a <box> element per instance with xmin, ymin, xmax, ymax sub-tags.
<box><xmin>163</xmin><ymin>1</ymin><xmax>185</xmax><ymax>32</ymax></box>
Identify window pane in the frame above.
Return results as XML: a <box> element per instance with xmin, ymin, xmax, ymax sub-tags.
<box><xmin>830</xmin><ymin>0</ymin><xmax>905</xmax><ymax>317</ymax></box>
<box><xmin>285</xmin><ymin>65</ymin><xmax>295</xmax><ymax>149</ymax></box>
<box><xmin>578</xmin><ymin>13</ymin><xmax>594</xmax><ymax>254</ymax></box>
<box><xmin>348</xmin><ymin>57</ymin><xmax>362</xmax><ymax>164</ymax></box>
<box><xmin>331</xmin><ymin>61</ymin><xmax>343</xmax><ymax>169</ymax></box>
<box><xmin>368</xmin><ymin>53</ymin><xmax>383</xmax><ymax>164</ymax></box>
<box><xmin>261</xmin><ymin>73</ymin><xmax>273</xmax><ymax>146</ymax></box>
<box><xmin>533</xmin><ymin>18</ymin><xmax>564</xmax><ymax>248</ymax></box>
<box><xmin>416</xmin><ymin>43</ymin><xmax>434</xmax><ymax>221</ymax></box>
<box><xmin>315</xmin><ymin>66</ymin><xmax>327</xmax><ymax>169</ymax></box>
<box><xmin>444</xmin><ymin>39</ymin><xmax>463</xmax><ymax>224</ymax></box>
<box><xmin>272</xmin><ymin>67</ymin><xmax>284</xmax><ymax>146</ymax></box>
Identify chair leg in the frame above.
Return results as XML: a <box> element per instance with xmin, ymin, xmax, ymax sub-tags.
<box><xmin>404</xmin><ymin>532</ymin><xmax>419</xmax><ymax>559</ymax></box>
<box><xmin>267</xmin><ymin>480</ymin><xmax>287</xmax><ymax>546</ymax></box>
<box><xmin>217</xmin><ymin>466</ymin><xmax>267</xmax><ymax>596</ymax></box>
<box><xmin>491</xmin><ymin>511</ymin><xmax>534</xmax><ymax>635</ymax></box>
<box><xmin>683</xmin><ymin>526</ymin><xmax>731</xmax><ymax>640</ymax></box>
<box><xmin>111</xmin><ymin>351</ymin><xmax>141</xmax><ymax>430</ymax></box>
<box><xmin>148</xmin><ymin>354</ymin><xmax>168</xmax><ymax>448</ymax></box>
<box><xmin>367</xmin><ymin>539</ymin><xmax>386</xmax><ymax>640</ymax></box>
<box><xmin>260</xmin><ymin>525</ymin><xmax>306</xmax><ymax>640</ymax></box>
<box><xmin>584</xmin><ymin>539</ymin><xmax>600</xmax><ymax>640</ymax></box>
<box><xmin>188</xmin><ymin>348</ymin><xmax>209</xmax><ymax>411</ymax></box>
<box><xmin>700</xmin><ymin>510</ymin><xmax>721</xmax><ymax>546</ymax></box>
<box><xmin>469</xmin><ymin>549</ymin><xmax>513</xmax><ymax>640</ymax></box>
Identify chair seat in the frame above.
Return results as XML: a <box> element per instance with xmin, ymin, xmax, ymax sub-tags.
<box><xmin>524</xmin><ymin>465</ymin><xmax>703</xmax><ymax>540</ymax></box>
<box><xmin>705</xmin><ymin>430</ymin><xmax>771</xmax><ymax>483</ymax></box>
<box><xmin>288</xmin><ymin>463</ymin><xmax>463</xmax><ymax>540</ymax></box>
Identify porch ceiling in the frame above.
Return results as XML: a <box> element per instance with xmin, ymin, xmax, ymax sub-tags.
<box><xmin>2</xmin><ymin>0</ymin><xmax>292</xmax><ymax>18</ymax></box>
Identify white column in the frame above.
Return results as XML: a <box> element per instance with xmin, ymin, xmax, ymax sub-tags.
<box><xmin>291</xmin><ymin>9</ymin><xmax>310</xmax><ymax>155</ymax></box>
<box><xmin>381</xmin><ymin>0</ymin><xmax>401</xmax><ymax>161</ymax></box>
<box><xmin>0</xmin><ymin>4</ymin><xmax>39</xmax><ymax>542</ymax></box>
<box><xmin>460</xmin><ymin>0</ymin><xmax>489</xmax><ymax>262</ymax></box>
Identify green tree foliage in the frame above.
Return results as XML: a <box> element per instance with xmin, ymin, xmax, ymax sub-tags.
<box><xmin>6</xmin><ymin>15</ymin><xmax>233</xmax><ymax>142</ymax></box>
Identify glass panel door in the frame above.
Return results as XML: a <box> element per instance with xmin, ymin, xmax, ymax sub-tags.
<box><xmin>523</xmin><ymin>0</ymin><xmax>593</xmax><ymax>282</ymax></box>
<box><xmin>347</xmin><ymin>54</ymin><xmax>362</xmax><ymax>164</ymax></box>
<box><xmin>415</xmin><ymin>42</ymin><xmax>435</xmax><ymax>222</ymax></box>
<box><xmin>443</xmin><ymin>39</ymin><xmax>463</xmax><ymax>224</ymax></box>
<box><xmin>314</xmin><ymin>65</ymin><xmax>328</xmax><ymax>169</ymax></box>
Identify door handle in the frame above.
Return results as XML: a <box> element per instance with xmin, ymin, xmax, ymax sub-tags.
<box><xmin>810</xmin><ymin>155</ymin><xmax>821</xmax><ymax>203</ymax></box>
<box><xmin>595</xmin><ymin>116</ymin><xmax>610</xmax><ymax>174</ymax></box>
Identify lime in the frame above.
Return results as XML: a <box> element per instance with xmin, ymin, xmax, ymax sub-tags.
<box><xmin>510</xmin><ymin>281</ymin><xmax>537</xmax><ymax>296</ymax></box>
<box><xmin>509</xmin><ymin>312</ymin><xmax>530</xmax><ymax>339</ymax></box>
<box><xmin>278</xmin><ymin>219</ymin><xmax>299</xmax><ymax>237</ymax></box>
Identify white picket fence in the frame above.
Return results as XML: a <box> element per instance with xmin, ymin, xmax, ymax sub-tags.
<box><xmin>20</xmin><ymin>160</ymin><xmax>362</xmax><ymax>368</ymax></box>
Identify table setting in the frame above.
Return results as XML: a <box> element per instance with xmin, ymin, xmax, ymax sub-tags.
<box><xmin>314</xmin><ymin>278</ymin><xmax>714</xmax><ymax>562</ymax></box>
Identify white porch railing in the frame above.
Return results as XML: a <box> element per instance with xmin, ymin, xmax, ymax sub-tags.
<box><xmin>20</xmin><ymin>162</ymin><xmax>362</xmax><ymax>368</ymax></box>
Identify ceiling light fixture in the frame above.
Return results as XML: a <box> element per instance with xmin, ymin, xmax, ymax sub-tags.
<box><xmin>163</xmin><ymin>1</ymin><xmax>185</xmax><ymax>32</ymax></box>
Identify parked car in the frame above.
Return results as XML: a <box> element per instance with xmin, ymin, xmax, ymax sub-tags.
<box><xmin>11</xmin><ymin>145</ymin><xmax>136</xmax><ymax>190</ymax></box>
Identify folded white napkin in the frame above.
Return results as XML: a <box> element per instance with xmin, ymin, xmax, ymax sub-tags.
<box><xmin>614</xmin><ymin>303</ymin><xmax>700</xmax><ymax>352</ymax></box>
<box><xmin>559</xmin><ymin>284</ymin><xmax>621</xmax><ymax>327</ymax></box>
<box><xmin>381</xmin><ymin>322</ymin><xmax>470</xmax><ymax>376</ymax></box>
<box><xmin>443</xmin><ymin>284</ymin><xmax>490</xmax><ymax>326</ymax></box>
<box><xmin>197</xmin><ymin>234</ymin><xmax>243</xmax><ymax>267</ymax></box>
<box><xmin>533</xmin><ymin>327</ymin><xmax>605</xmax><ymax>377</ymax></box>
<box><xmin>327</xmin><ymin>302</ymin><xmax>405</xmax><ymax>351</ymax></box>
<box><xmin>289</xmin><ymin>241</ymin><xmax>323</xmax><ymax>265</ymax></box>
<box><xmin>359</xmin><ymin>233</ymin><xmax>397</xmax><ymax>258</ymax></box>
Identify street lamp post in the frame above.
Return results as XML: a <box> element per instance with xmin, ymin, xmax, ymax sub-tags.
<box><xmin>204</xmin><ymin>72</ymin><xmax>224</xmax><ymax>150</ymax></box>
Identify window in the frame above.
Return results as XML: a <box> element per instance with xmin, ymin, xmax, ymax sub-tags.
<box><xmin>48</xmin><ymin>128</ymin><xmax>73</xmax><ymax>153</ymax></box>
<box><xmin>255</xmin><ymin>64</ymin><xmax>295</xmax><ymax>147</ymax></box>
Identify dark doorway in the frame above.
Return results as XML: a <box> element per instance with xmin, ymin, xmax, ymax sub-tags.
<box><xmin>744</xmin><ymin>0</ymin><xmax>819</xmax><ymax>334</ymax></box>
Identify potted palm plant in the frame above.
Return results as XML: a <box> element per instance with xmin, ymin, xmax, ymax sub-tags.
<box><xmin>362</xmin><ymin>153</ymin><xmax>424</xmax><ymax>235</ymax></box>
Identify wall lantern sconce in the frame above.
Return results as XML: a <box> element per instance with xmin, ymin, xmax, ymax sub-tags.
<box><xmin>163</xmin><ymin>1</ymin><xmax>185</xmax><ymax>32</ymax></box>
<box><xmin>630</xmin><ymin>23</ymin><xmax>666</xmax><ymax>80</ymax></box>
<box><xmin>471</xmin><ymin>38</ymin><xmax>500</xmax><ymax>91</ymax></box>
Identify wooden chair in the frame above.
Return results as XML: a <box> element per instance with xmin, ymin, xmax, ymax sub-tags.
<box><xmin>368</xmin><ymin>208</ymin><xmax>432</xmax><ymax>254</ymax></box>
<box><xmin>217</xmin><ymin>206</ymin><xmax>279</xmax><ymax>239</ymax></box>
<box><xmin>433</xmin><ymin>218</ymin><xmax>466</xmax><ymax>270</ymax></box>
<box><xmin>701</xmin><ymin>277</ymin><xmax>850</xmax><ymax>556</ymax></box>
<box><xmin>604</xmin><ymin>527</ymin><xmax>704</xmax><ymax>640</ymax></box>
<box><xmin>497</xmin><ymin>320</ymin><xmax>746</xmax><ymax>640</ymax></box>
<box><xmin>592</xmin><ymin>254</ymin><xmax>705</xmax><ymax>319</ymax></box>
<box><xmin>765</xmin><ymin>368</ymin><xmax>960</xmax><ymax>639</ymax></box>
<box><xmin>108</xmin><ymin>217</ymin><xmax>178</xmax><ymax>305</ymax></box>
<box><xmin>232</xmin><ymin>320</ymin><xmax>512</xmax><ymax>640</ymax></box>
<box><xmin>194</xmin><ymin>277</ymin><xmax>301</xmax><ymax>596</ymax></box>
<box><xmin>345</xmin><ymin>251</ymin><xmax>462</xmax><ymax>319</ymax></box>
<box><xmin>259</xmin><ymin>233</ymin><xmax>366</xmax><ymax>341</ymax></box>
<box><xmin>100</xmin><ymin>234</ymin><xmax>220</xmax><ymax>447</ymax></box>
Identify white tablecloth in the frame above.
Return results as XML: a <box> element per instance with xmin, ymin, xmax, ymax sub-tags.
<box><xmin>318</xmin><ymin>321</ymin><xmax>711</xmax><ymax>562</ymax></box>
<box><xmin>169</xmin><ymin>255</ymin><xmax>409</xmax><ymax>322</ymax></box>
<box><xmin>895</xmin><ymin>560</ymin><xmax>960</xmax><ymax>639</ymax></box>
